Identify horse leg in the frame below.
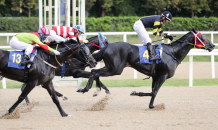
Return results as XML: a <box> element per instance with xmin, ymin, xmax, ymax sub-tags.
<box><xmin>42</xmin><ymin>80</ymin><xmax>70</xmax><ymax>117</ymax></box>
<box><xmin>41</xmin><ymin>85</ymin><xmax>68</xmax><ymax>100</ymax></box>
<box><xmin>9</xmin><ymin>82</ymin><xmax>36</xmax><ymax>114</ymax></box>
<box><xmin>130</xmin><ymin>75</ymin><xmax>167</xmax><ymax>109</ymax></box>
<box><xmin>93</xmin><ymin>77</ymin><xmax>110</xmax><ymax>96</ymax></box>
<box><xmin>77</xmin><ymin>66</ymin><xmax>117</xmax><ymax>93</ymax></box>
<box><xmin>73</xmin><ymin>69</ymin><xmax>110</xmax><ymax>94</ymax></box>
<box><xmin>149</xmin><ymin>75</ymin><xmax>167</xmax><ymax>109</ymax></box>
<box><xmin>21</xmin><ymin>83</ymin><xmax>30</xmax><ymax>105</ymax></box>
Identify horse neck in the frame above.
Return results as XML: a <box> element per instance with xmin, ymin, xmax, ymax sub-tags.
<box><xmin>86</xmin><ymin>37</ymin><xmax>99</xmax><ymax>53</ymax></box>
<box><xmin>47</xmin><ymin>45</ymin><xmax>78</xmax><ymax>67</ymax></box>
<box><xmin>165</xmin><ymin>33</ymin><xmax>194</xmax><ymax>62</ymax></box>
<box><xmin>86</xmin><ymin>43</ymin><xmax>99</xmax><ymax>53</ymax></box>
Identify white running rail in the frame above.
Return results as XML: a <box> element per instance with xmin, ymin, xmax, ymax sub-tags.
<box><xmin>1</xmin><ymin>31</ymin><xmax>218</xmax><ymax>88</ymax></box>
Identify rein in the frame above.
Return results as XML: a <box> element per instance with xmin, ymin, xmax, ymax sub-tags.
<box><xmin>35</xmin><ymin>55</ymin><xmax>58</xmax><ymax>69</ymax></box>
<box><xmin>55</xmin><ymin>44</ymin><xmax>63</xmax><ymax>66</ymax></box>
<box><xmin>88</xmin><ymin>42</ymin><xmax>102</xmax><ymax>49</ymax></box>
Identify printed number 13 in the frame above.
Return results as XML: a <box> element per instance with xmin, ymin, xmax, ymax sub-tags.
<box><xmin>12</xmin><ymin>53</ymin><xmax>21</xmax><ymax>63</ymax></box>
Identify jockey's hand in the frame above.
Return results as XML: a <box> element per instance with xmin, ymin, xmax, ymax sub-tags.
<box><xmin>164</xmin><ymin>33</ymin><xmax>173</xmax><ymax>41</ymax></box>
<box><xmin>53</xmin><ymin>50</ymin><xmax>60</xmax><ymax>55</ymax></box>
<box><xmin>83</xmin><ymin>40</ymin><xmax>89</xmax><ymax>43</ymax></box>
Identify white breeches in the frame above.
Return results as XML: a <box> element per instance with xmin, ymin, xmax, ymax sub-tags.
<box><xmin>10</xmin><ymin>36</ymin><xmax>33</xmax><ymax>55</ymax></box>
<box><xmin>133</xmin><ymin>20</ymin><xmax>152</xmax><ymax>45</ymax></box>
<box><xmin>47</xmin><ymin>30</ymin><xmax>66</xmax><ymax>43</ymax></box>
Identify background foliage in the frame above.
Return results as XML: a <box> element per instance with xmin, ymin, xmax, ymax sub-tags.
<box><xmin>1</xmin><ymin>17</ymin><xmax>218</xmax><ymax>32</ymax></box>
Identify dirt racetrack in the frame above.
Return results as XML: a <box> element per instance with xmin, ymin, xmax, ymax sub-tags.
<box><xmin>0</xmin><ymin>86</ymin><xmax>218</xmax><ymax>130</ymax></box>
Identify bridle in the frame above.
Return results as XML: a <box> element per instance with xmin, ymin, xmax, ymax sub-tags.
<box><xmin>191</xmin><ymin>31</ymin><xmax>208</xmax><ymax>48</ymax></box>
<box><xmin>88</xmin><ymin>35</ymin><xmax>108</xmax><ymax>49</ymax></box>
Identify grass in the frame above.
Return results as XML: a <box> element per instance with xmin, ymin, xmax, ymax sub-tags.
<box><xmin>0</xmin><ymin>81</ymin><xmax>23</xmax><ymax>89</ymax></box>
<box><xmin>81</xmin><ymin>78</ymin><xmax>218</xmax><ymax>87</ymax></box>
<box><xmin>1</xmin><ymin>78</ymin><xmax>218</xmax><ymax>89</ymax></box>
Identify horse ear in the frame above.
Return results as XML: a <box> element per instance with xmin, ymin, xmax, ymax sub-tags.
<box><xmin>191</xmin><ymin>28</ymin><xmax>197</xmax><ymax>33</ymax></box>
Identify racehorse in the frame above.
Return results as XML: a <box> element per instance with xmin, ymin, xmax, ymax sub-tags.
<box><xmin>76</xmin><ymin>28</ymin><xmax>215</xmax><ymax>109</ymax></box>
<box><xmin>21</xmin><ymin>35</ymin><xmax>111</xmax><ymax>104</ymax></box>
<box><xmin>0</xmin><ymin>39</ymin><xmax>96</xmax><ymax>117</ymax></box>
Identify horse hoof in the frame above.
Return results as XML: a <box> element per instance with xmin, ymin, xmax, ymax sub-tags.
<box><xmin>67</xmin><ymin>114</ymin><xmax>72</xmax><ymax>117</ymax></box>
<box><xmin>149</xmin><ymin>105</ymin><xmax>154</xmax><ymax>109</ymax></box>
<box><xmin>93</xmin><ymin>87</ymin><xmax>101</xmax><ymax>97</ymax></box>
<box><xmin>105</xmin><ymin>90</ymin><xmax>110</xmax><ymax>95</ymax></box>
<box><xmin>130</xmin><ymin>91</ymin><xmax>136</xmax><ymax>96</ymax></box>
<box><xmin>93</xmin><ymin>91</ymin><xmax>98</xmax><ymax>97</ymax></box>
<box><xmin>62</xmin><ymin>95</ymin><xmax>68</xmax><ymax>100</ymax></box>
<box><xmin>76</xmin><ymin>87</ymin><xmax>83</xmax><ymax>92</ymax></box>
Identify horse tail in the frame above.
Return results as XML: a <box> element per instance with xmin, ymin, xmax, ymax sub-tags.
<box><xmin>93</xmin><ymin>45</ymin><xmax>108</xmax><ymax>62</ymax></box>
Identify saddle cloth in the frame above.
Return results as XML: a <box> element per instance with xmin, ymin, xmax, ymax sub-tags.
<box><xmin>138</xmin><ymin>44</ymin><xmax>162</xmax><ymax>64</ymax></box>
<box><xmin>8</xmin><ymin>49</ymin><xmax>37</xmax><ymax>69</ymax></box>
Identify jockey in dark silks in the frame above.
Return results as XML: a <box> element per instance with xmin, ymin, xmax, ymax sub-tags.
<box><xmin>9</xmin><ymin>26</ymin><xmax>60</xmax><ymax>65</ymax></box>
<box><xmin>133</xmin><ymin>11</ymin><xmax>173</xmax><ymax>61</ymax></box>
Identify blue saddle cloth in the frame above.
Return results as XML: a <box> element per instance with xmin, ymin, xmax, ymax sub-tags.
<box><xmin>8</xmin><ymin>49</ymin><xmax>37</xmax><ymax>69</ymax></box>
<box><xmin>138</xmin><ymin>44</ymin><xmax>162</xmax><ymax>64</ymax></box>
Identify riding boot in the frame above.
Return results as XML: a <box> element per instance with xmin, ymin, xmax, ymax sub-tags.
<box><xmin>147</xmin><ymin>43</ymin><xmax>160</xmax><ymax>61</ymax></box>
<box><xmin>21</xmin><ymin>54</ymin><xmax>33</xmax><ymax>65</ymax></box>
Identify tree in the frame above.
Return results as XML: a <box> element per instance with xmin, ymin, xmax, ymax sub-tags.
<box><xmin>179</xmin><ymin>0</ymin><xmax>211</xmax><ymax>18</ymax></box>
<box><xmin>112</xmin><ymin>0</ymin><xmax>136</xmax><ymax>16</ymax></box>
<box><xmin>11</xmin><ymin>0</ymin><xmax>38</xmax><ymax>17</ymax></box>
<box><xmin>85</xmin><ymin>0</ymin><xmax>97</xmax><ymax>17</ymax></box>
<box><xmin>165</xmin><ymin>0</ymin><xmax>181</xmax><ymax>17</ymax></box>
<box><xmin>0</xmin><ymin>0</ymin><xmax>5</xmax><ymax>5</ymax></box>
<box><xmin>142</xmin><ymin>0</ymin><xmax>167</xmax><ymax>15</ymax></box>
<box><xmin>23</xmin><ymin>0</ymin><xmax>38</xmax><ymax>17</ymax></box>
<box><xmin>99</xmin><ymin>0</ymin><xmax>113</xmax><ymax>17</ymax></box>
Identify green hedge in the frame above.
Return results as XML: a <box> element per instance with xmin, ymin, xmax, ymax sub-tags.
<box><xmin>0</xmin><ymin>16</ymin><xmax>218</xmax><ymax>32</ymax></box>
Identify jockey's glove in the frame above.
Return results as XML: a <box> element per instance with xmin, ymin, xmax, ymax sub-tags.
<box><xmin>53</xmin><ymin>50</ymin><xmax>61</xmax><ymax>55</ymax></box>
<box><xmin>83</xmin><ymin>40</ymin><xmax>89</xmax><ymax>43</ymax></box>
<box><xmin>163</xmin><ymin>33</ymin><xmax>173</xmax><ymax>41</ymax></box>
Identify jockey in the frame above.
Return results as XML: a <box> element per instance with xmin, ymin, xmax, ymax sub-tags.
<box><xmin>133</xmin><ymin>11</ymin><xmax>173</xmax><ymax>61</ymax></box>
<box><xmin>9</xmin><ymin>26</ymin><xmax>60</xmax><ymax>65</ymax></box>
<box><xmin>47</xmin><ymin>25</ymin><xmax>88</xmax><ymax>43</ymax></box>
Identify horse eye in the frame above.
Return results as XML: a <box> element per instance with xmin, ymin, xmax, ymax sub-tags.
<box><xmin>200</xmin><ymin>35</ymin><xmax>206</xmax><ymax>41</ymax></box>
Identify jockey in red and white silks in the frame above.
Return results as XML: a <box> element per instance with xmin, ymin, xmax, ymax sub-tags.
<box><xmin>47</xmin><ymin>25</ymin><xmax>88</xmax><ymax>43</ymax></box>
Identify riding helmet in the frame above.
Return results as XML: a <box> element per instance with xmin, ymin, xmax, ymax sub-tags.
<box><xmin>161</xmin><ymin>11</ymin><xmax>172</xmax><ymax>21</ymax></box>
<box><xmin>74</xmin><ymin>25</ymin><xmax>85</xmax><ymax>34</ymax></box>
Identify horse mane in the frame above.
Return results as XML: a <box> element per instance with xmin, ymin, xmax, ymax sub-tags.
<box><xmin>86</xmin><ymin>36</ymin><xmax>98</xmax><ymax>44</ymax></box>
<box><xmin>167</xmin><ymin>31</ymin><xmax>192</xmax><ymax>46</ymax></box>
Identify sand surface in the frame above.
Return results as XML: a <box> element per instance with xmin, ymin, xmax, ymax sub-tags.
<box><xmin>0</xmin><ymin>86</ymin><xmax>218</xmax><ymax>130</ymax></box>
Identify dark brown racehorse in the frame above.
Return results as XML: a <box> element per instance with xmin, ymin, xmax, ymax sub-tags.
<box><xmin>0</xmin><ymin>39</ymin><xmax>96</xmax><ymax>117</ymax></box>
<box><xmin>76</xmin><ymin>29</ymin><xmax>215</xmax><ymax>109</ymax></box>
<box><xmin>21</xmin><ymin>35</ymin><xmax>110</xmax><ymax>104</ymax></box>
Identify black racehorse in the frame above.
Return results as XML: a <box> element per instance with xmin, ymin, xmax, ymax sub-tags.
<box><xmin>0</xmin><ymin>39</ymin><xmax>96</xmax><ymax>117</ymax></box>
<box><xmin>76</xmin><ymin>28</ymin><xmax>215</xmax><ymax>109</ymax></box>
<box><xmin>21</xmin><ymin>35</ymin><xmax>110</xmax><ymax>104</ymax></box>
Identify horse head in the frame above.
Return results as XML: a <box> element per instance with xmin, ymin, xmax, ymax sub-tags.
<box><xmin>77</xmin><ymin>42</ymin><xmax>97</xmax><ymax>68</ymax></box>
<box><xmin>86</xmin><ymin>33</ymin><xmax>110</xmax><ymax>53</ymax></box>
<box><xmin>191</xmin><ymin>28</ymin><xmax>215</xmax><ymax>52</ymax></box>
<box><xmin>50</xmin><ymin>39</ymin><xmax>97</xmax><ymax>68</ymax></box>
